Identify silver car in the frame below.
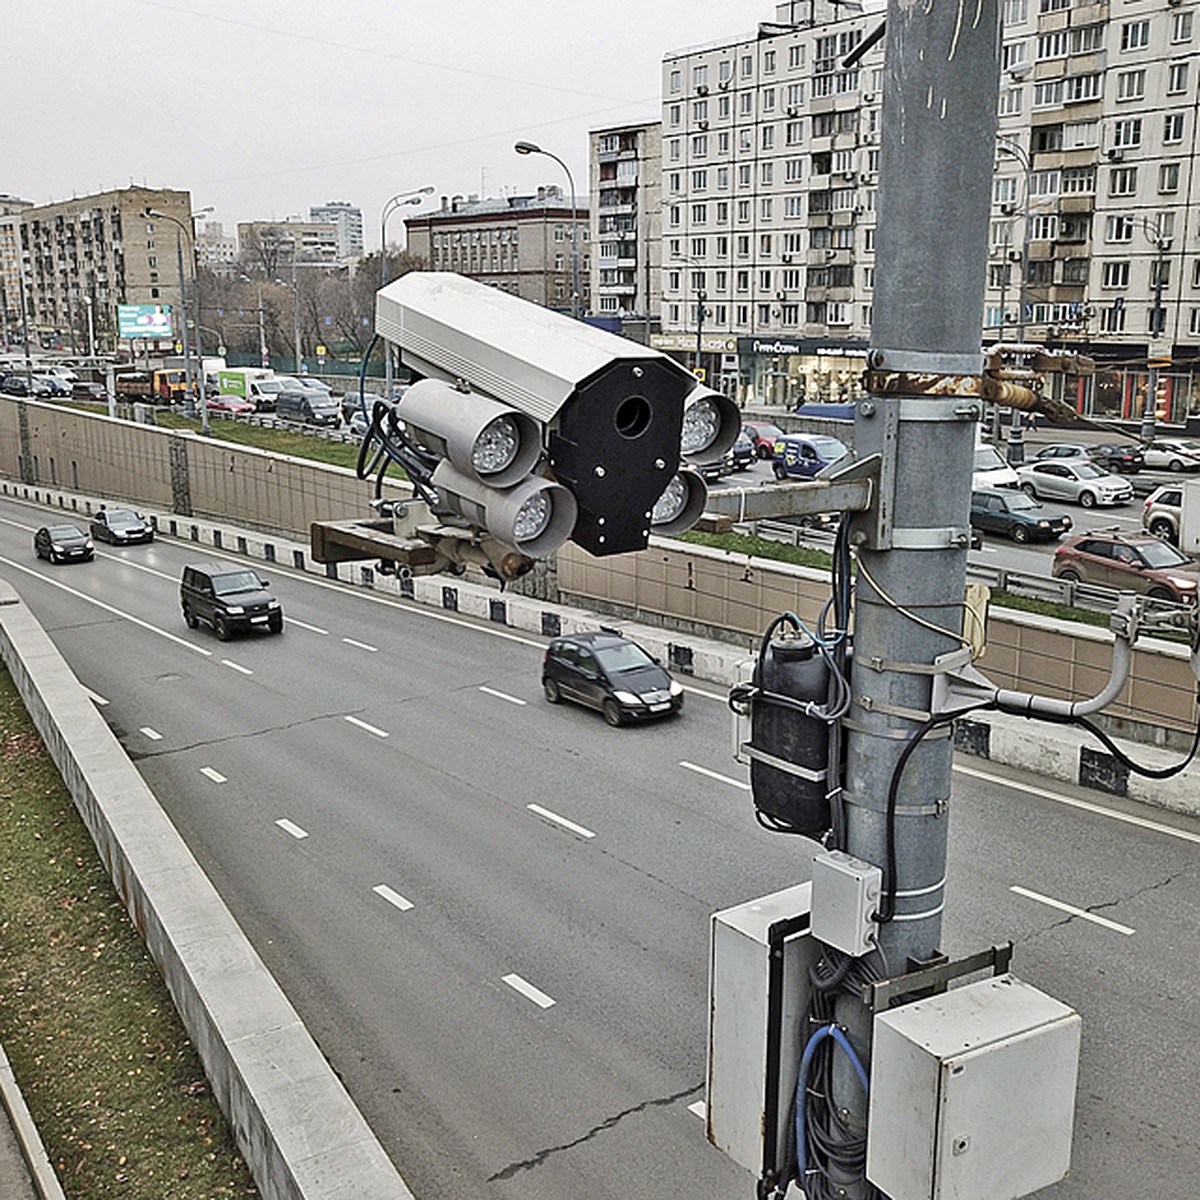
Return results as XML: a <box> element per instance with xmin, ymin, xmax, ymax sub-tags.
<box><xmin>1015</xmin><ymin>460</ymin><xmax>1133</xmax><ymax>507</ymax></box>
<box><xmin>1141</xmin><ymin>438</ymin><xmax>1200</xmax><ymax>472</ymax></box>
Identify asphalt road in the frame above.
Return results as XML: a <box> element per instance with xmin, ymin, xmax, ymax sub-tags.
<box><xmin>0</xmin><ymin>491</ymin><xmax>1197</xmax><ymax>1199</ymax></box>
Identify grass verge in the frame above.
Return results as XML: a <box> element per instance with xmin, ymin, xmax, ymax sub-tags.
<box><xmin>0</xmin><ymin>667</ymin><xmax>258</xmax><ymax>1199</ymax></box>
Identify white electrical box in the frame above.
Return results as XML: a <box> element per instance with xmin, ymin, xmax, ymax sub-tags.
<box><xmin>707</xmin><ymin>883</ymin><xmax>818</xmax><ymax>1180</ymax></box>
<box><xmin>866</xmin><ymin>974</ymin><xmax>1081</xmax><ymax>1200</ymax></box>
<box><xmin>1180</xmin><ymin>478</ymin><xmax>1200</xmax><ymax>556</ymax></box>
<box><xmin>811</xmin><ymin>849</ymin><xmax>882</xmax><ymax>957</ymax></box>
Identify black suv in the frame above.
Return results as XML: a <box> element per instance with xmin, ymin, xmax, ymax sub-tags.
<box><xmin>180</xmin><ymin>563</ymin><xmax>283</xmax><ymax>640</ymax></box>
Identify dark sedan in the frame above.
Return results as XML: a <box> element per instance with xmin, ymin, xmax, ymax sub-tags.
<box><xmin>542</xmin><ymin>630</ymin><xmax>683</xmax><ymax>726</ymax></box>
<box><xmin>89</xmin><ymin>507</ymin><xmax>154</xmax><ymax>545</ymax></box>
<box><xmin>1089</xmin><ymin>443</ymin><xmax>1144</xmax><ymax>474</ymax></box>
<box><xmin>969</xmin><ymin>488</ymin><xmax>1072</xmax><ymax>543</ymax></box>
<box><xmin>33</xmin><ymin>524</ymin><xmax>94</xmax><ymax>564</ymax></box>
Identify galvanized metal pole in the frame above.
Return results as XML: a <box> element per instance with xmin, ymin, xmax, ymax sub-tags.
<box><xmin>833</xmin><ymin>3</ymin><xmax>1001</xmax><ymax>1193</ymax></box>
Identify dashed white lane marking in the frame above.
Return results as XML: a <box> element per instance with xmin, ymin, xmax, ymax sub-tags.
<box><xmin>1010</xmin><ymin>885</ymin><xmax>1135</xmax><ymax>936</ymax></box>
<box><xmin>372</xmin><ymin>884</ymin><xmax>414</xmax><ymax>912</ymax></box>
<box><xmin>502</xmin><ymin>973</ymin><xmax>556</xmax><ymax>1009</ymax></box>
<box><xmin>220</xmin><ymin>658</ymin><xmax>253</xmax><ymax>675</ymax></box>
<box><xmin>286</xmin><ymin>617</ymin><xmax>328</xmax><ymax>634</ymax></box>
<box><xmin>527</xmin><ymin>804</ymin><xmax>595</xmax><ymax>840</ymax></box>
<box><xmin>275</xmin><ymin>819</ymin><xmax>309</xmax><ymax>839</ymax></box>
<box><xmin>345</xmin><ymin>714</ymin><xmax>389</xmax><ymax>738</ymax></box>
<box><xmin>342</xmin><ymin>637</ymin><xmax>378</xmax><ymax>653</ymax></box>
<box><xmin>140</xmin><ymin>726</ymin><xmax>163</xmax><ymax>741</ymax></box>
<box><xmin>479</xmin><ymin>685</ymin><xmax>526</xmax><ymax>706</ymax></box>
<box><xmin>200</xmin><ymin>767</ymin><xmax>226</xmax><ymax>784</ymax></box>
<box><xmin>688</xmin><ymin>1101</ymin><xmax>707</xmax><ymax>1120</ymax></box>
<box><xmin>680</xmin><ymin>760</ymin><xmax>752</xmax><ymax>790</ymax></box>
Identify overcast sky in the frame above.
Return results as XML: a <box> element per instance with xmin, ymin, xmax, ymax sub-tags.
<box><xmin>8</xmin><ymin>1</ymin><xmax>765</xmax><ymax>248</ymax></box>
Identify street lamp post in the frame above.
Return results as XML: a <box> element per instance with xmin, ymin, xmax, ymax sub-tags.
<box><xmin>996</xmin><ymin>136</ymin><xmax>1033</xmax><ymax>463</ymax></box>
<box><xmin>514</xmin><ymin>140</ymin><xmax>581</xmax><ymax>320</ymax></box>
<box><xmin>82</xmin><ymin>295</ymin><xmax>96</xmax><ymax>358</ymax></box>
<box><xmin>671</xmin><ymin>253</ymin><xmax>708</xmax><ymax>376</ymax></box>
<box><xmin>1140</xmin><ymin>215</ymin><xmax>1173</xmax><ymax>443</ymax></box>
<box><xmin>380</xmin><ymin>186</ymin><xmax>434</xmax><ymax>396</ymax></box>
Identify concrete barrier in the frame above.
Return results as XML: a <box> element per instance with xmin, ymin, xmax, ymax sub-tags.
<box><xmin>0</xmin><ymin>581</ymin><xmax>415</xmax><ymax>1200</ymax></box>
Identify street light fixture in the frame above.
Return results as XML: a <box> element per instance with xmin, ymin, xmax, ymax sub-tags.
<box><xmin>670</xmin><ymin>253</ymin><xmax>709</xmax><ymax>375</ymax></box>
<box><xmin>514</xmin><ymin>140</ymin><xmax>582</xmax><ymax>321</ymax></box>
<box><xmin>1138</xmin><ymin>213</ymin><xmax>1174</xmax><ymax>441</ymax></box>
<box><xmin>380</xmin><ymin>186</ymin><xmax>434</xmax><ymax>396</ymax></box>
<box><xmin>995</xmin><ymin>136</ymin><xmax>1033</xmax><ymax>463</ymax></box>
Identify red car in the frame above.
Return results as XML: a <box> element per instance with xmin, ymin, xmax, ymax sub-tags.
<box><xmin>207</xmin><ymin>393</ymin><xmax>256</xmax><ymax>417</ymax></box>
<box><xmin>742</xmin><ymin>420</ymin><xmax>786</xmax><ymax>459</ymax></box>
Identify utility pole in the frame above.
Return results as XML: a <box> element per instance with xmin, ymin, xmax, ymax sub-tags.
<box><xmin>832</xmin><ymin>6</ymin><xmax>1002</xmax><ymax>1196</ymax></box>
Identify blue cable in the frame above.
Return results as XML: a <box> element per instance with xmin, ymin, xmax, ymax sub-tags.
<box><xmin>794</xmin><ymin>1024</ymin><xmax>872</xmax><ymax>1196</ymax></box>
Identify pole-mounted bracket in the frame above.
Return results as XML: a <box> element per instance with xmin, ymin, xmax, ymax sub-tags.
<box><xmin>861</xmin><ymin>942</ymin><xmax>1014</xmax><ymax>1013</ymax></box>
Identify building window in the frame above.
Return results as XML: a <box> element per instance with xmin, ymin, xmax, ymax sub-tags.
<box><xmin>692</xmin><ymin>203</ymin><xmax>708</xmax><ymax>224</ymax></box>
<box><xmin>1108</xmin><ymin>166</ymin><xmax>1138</xmax><ymax>197</ymax></box>
<box><xmin>691</xmin><ymin>237</ymin><xmax>707</xmax><ymax>258</ymax></box>
<box><xmin>739</xmin><ymin>129</ymin><xmax>753</xmax><ymax>152</ymax></box>
<box><xmin>1064</xmin><ymin>73</ymin><xmax>1101</xmax><ymax>103</ymax></box>
<box><xmin>788</xmin><ymin>44</ymin><xmax>804</xmax><ymax>70</ymax></box>
<box><xmin>738</xmin><ymin>163</ymin><xmax>752</xmax><ymax>187</ymax></box>
<box><xmin>693</xmin><ymin>99</ymin><xmax>708</xmax><ymax>122</ymax></box>
<box><xmin>741</xmin><ymin>54</ymin><xmax>753</xmax><ymax>77</ymax></box>
<box><xmin>693</xmin><ymin>64</ymin><xmax>708</xmax><ymax>88</ymax></box>
<box><xmin>692</xmin><ymin>169</ymin><xmax>708</xmax><ymax>191</ymax></box>
<box><xmin>1102</xmin><ymin>261</ymin><xmax>1130</xmax><ymax>288</ymax></box>
<box><xmin>1116</xmin><ymin>70</ymin><xmax>1146</xmax><ymax>102</ymax></box>
<box><xmin>786</xmin><ymin>120</ymin><xmax>804</xmax><ymax>146</ymax></box>
<box><xmin>740</xmin><ymin>92</ymin><xmax>754</xmax><ymax>116</ymax></box>
<box><xmin>669</xmin><ymin>104</ymin><xmax>681</xmax><ymax>127</ymax></box>
<box><xmin>762</xmin><ymin>88</ymin><xmax>776</xmax><ymax>112</ymax></box>
<box><xmin>718</xmin><ymin>131</ymin><xmax>730</xmax><ymax>155</ymax></box>
<box><xmin>1120</xmin><ymin>21</ymin><xmax>1150</xmax><ymax>52</ymax></box>
<box><xmin>692</xmin><ymin>135</ymin><xmax>708</xmax><ymax>157</ymax></box>
<box><xmin>669</xmin><ymin>139</ymin><xmax>681</xmax><ymax>161</ymax></box>
<box><xmin>719</xmin><ymin>59</ymin><xmax>732</xmax><ymax>83</ymax></box>
<box><xmin>998</xmin><ymin>86</ymin><xmax>1023</xmax><ymax>117</ymax></box>
<box><xmin>759</xmin><ymin>269</ymin><xmax>773</xmax><ymax>290</ymax></box>
<box><xmin>1168</xmin><ymin>62</ymin><xmax>1189</xmax><ymax>95</ymax></box>
<box><xmin>763</xmin><ymin>50</ymin><xmax>776</xmax><ymax>74</ymax></box>
<box><xmin>1099</xmin><ymin>304</ymin><xmax>1126</xmax><ymax>334</ymax></box>
<box><xmin>760</xmin><ymin>162</ymin><xmax>774</xmax><ymax>187</ymax></box>
<box><xmin>761</xmin><ymin>198</ymin><xmax>773</xmax><ymax>220</ymax></box>
<box><xmin>1164</xmin><ymin>112</ymin><xmax>1185</xmax><ymax>144</ymax></box>
<box><xmin>761</xmin><ymin>125</ymin><xmax>775</xmax><ymax>150</ymax></box>
<box><xmin>785</xmin><ymin>195</ymin><xmax>804</xmax><ymax>219</ymax></box>
<box><xmin>736</xmin><ymin>235</ymin><xmax>750</xmax><ymax>257</ymax></box>
<box><xmin>1172</xmin><ymin>11</ymin><xmax>1193</xmax><ymax>43</ymax></box>
<box><xmin>1160</xmin><ymin>162</ymin><xmax>1181</xmax><ymax>193</ymax></box>
<box><xmin>1004</xmin><ymin>0</ymin><xmax>1028</xmax><ymax>24</ymax></box>
<box><xmin>760</xmin><ymin>233</ymin><xmax>773</xmax><ymax>256</ymax></box>
<box><xmin>1105</xmin><ymin>214</ymin><xmax>1135</xmax><ymax>243</ymax></box>
<box><xmin>669</xmin><ymin>69</ymin><xmax>681</xmax><ymax>93</ymax></box>
<box><xmin>737</xmin><ymin>199</ymin><xmax>751</xmax><ymax>223</ymax></box>
<box><xmin>1112</xmin><ymin>117</ymin><xmax>1142</xmax><ymax>148</ymax></box>
<box><xmin>785</xmin><ymin>158</ymin><xmax>803</xmax><ymax>183</ymax></box>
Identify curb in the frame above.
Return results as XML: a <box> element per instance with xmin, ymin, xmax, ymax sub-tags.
<box><xmin>0</xmin><ymin>1042</ymin><xmax>65</xmax><ymax>1200</ymax></box>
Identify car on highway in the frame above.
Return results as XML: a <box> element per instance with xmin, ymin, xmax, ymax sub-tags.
<box><xmin>207</xmin><ymin>393</ymin><xmax>256</xmax><ymax>418</ymax></box>
<box><xmin>348</xmin><ymin>408</ymin><xmax>372</xmax><ymax>439</ymax></box>
<box><xmin>180</xmin><ymin>562</ymin><xmax>283</xmax><ymax>640</ymax></box>
<box><xmin>275</xmin><ymin>388</ymin><xmax>342</xmax><ymax>427</ymax></box>
<box><xmin>1052</xmin><ymin>529</ymin><xmax>1200</xmax><ymax>603</ymax></box>
<box><xmin>33</xmin><ymin>523</ymin><xmax>94</xmax><ymax>564</ymax></box>
<box><xmin>542</xmin><ymin>630</ymin><xmax>683</xmax><ymax>726</ymax></box>
<box><xmin>1015</xmin><ymin>460</ymin><xmax>1133</xmax><ymax>507</ymax></box>
<box><xmin>969</xmin><ymin>487</ymin><xmax>1072</xmax><ymax>543</ymax></box>
<box><xmin>729</xmin><ymin>429</ymin><xmax>755</xmax><ymax>471</ymax></box>
<box><xmin>1032</xmin><ymin>442</ymin><xmax>1144</xmax><ymax>474</ymax></box>
<box><xmin>0</xmin><ymin>373</ymin><xmax>31</xmax><ymax>396</ymax></box>
<box><xmin>742</xmin><ymin>420</ymin><xmax>786</xmax><ymax>459</ymax></box>
<box><xmin>771</xmin><ymin>433</ymin><xmax>849</xmax><ymax>480</ymax></box>
<box><xmin>1141</xmin><ymin>484</ymin><xmax>1184</xmax><ymax>544</ymax></box>
<box><xmin>71</xmin><ymin>380</ymin><xmax>110</xmax><ymax>403</ymax></box>
<box><xmin>1140</xmin><ymin>437</ymin><xmax>1200</xmax><ymax>472</ymax></box>
<box><xmin>32</xmin><ymin>374</ymin><xmax>71</xmax><ymax>397</ymax></box>
<box><xmin>89</xmin><ymin>507</ymin><xmax>154</xmax><ymax>545</ymax></box>
<box><xmin>972</xmin><ymin>440</ymin><xmax>1019</xmax><ymax>489</ymax></box>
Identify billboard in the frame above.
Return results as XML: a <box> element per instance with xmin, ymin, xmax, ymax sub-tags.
<box><xmin>117</xmin><ymin>304</ymin><xmax>174</xmax><ymax>340</ymax></box>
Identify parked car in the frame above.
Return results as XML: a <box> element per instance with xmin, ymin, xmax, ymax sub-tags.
<box><xmin>348</xmin><ymin>408</ymin><xmax>372</xmax><ymax>439</ymax></box>
<box><xmin>542</xmin><ymin>630</ymin><xmax>683</xmax><ymax>726</ymax></box>
<box><xmin>969</xmin><ymin>487</ymin><xmax>1072</xmax><ymax>543</ymax></box>
<box><xmin>1015</xmin><ymin>460</ymin><xmax>1133</xmax><ymax>507</ymax></box>
<box><xmin>771</xmin><ymin>433</ymin><xmax>849</xmax><ymax>480</ymax></box>
<box><xmin>180</xmin><ymin>562</ymin><xmax>283</xmax><ymax>640</ymax></box>
<box><xmin>0</xmin><ymin>373</ymin><xmax>30</xmax><ymax>397</ymax></box>
<box><xmin>1140</xmin><ymin>438</ymin><xmax>1200</xmax><ymax>472</ymax></box>
<box><xmin>1032</xmin><ymin>442</ymin><xmax>1143</xmax><ymax>474</ymax></box>
<box><xmin>1141</xmin><ymin>483</ymin><xmax>1184</xmax><ymax>545</ymax></box>
<box><xmin>972</xmin><ymin>440</ymin><xmax>1019</xmax><ymax>489</ymax></box>
<box><xmin>33</xmin><ymin>524</ymin><xmax>94</xmax><ymax>564</ymax></box>
<box><xmin>341</xmin><ymin>387</ymin><xmax>383</xmax><ymax>423</ymax></box>
<box><xmin>207</xmin><ymin>393</ymin><xmax>256</xmax><ymax>417</ymax></box>
<box><xmin>32</xmin><ymin>374</ymin><xmax>71</xmax><ymax>397</ymax></box>
<box><xmin>742</xmin><ymin>420</ymin><xmax>786</xmax><ymax>460</ymax></box>
<box><xmin>1052</xmin><ymin>530</ymin><xmax>1200</xmax><ymax>603</ymax></box>
<box><xmin>275</xmin><ymin>388</ymin><xmax>342</xmax><ymax>427</ymax></box>
<box><xmin>71</xmin><ymin>380</ymin><xmax>110</xmax><ymax>403</ymax></box>
<box><xmin>89</xmin><ymin>507</ymin><xmax>154</xmax><ymax>545</ymax></box>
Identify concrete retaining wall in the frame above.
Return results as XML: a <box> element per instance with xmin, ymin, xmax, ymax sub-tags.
<box><xmin>0</xmin><ymin>581</ymin><xmax>414</xmax><ymax>1200</ymax></box>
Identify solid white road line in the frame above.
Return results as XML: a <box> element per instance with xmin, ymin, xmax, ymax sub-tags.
<box><xmin>275</xmin><ymin>819</ymin><xmax>309</xmax><ymax>839</ymax></box>
<box><xmin>527</xmin><ymin>804</ymin><xmax>596</xmax><ymax>839</ymax></box>
<box><xmin>345</xmin><ymin>714</ymin><xmax>389</xmax><ymax>738</ymax></box>
<box><xmin>200</xmin><ymin>767</ymin><xmax>226</xmax><ymax>784</ymax></box>
<box><xmin>502</xmin><ymin>973</ymin><xmax>556</xmax><ymax>1009</ymax></box>
<box><xmin>479</xmin><ymin>685</ymin><xmax>526</xmax><ymax>706</ymax></box>
<box><xmin>372</xmin><ymin>884</ymin><xmax>414</xmax><ymax>912</ymax></box>
<box><xmin>680</xmin><ymin>760</ymin><xmax>752</xmax><ymax>790</ymax></box>
<box><xmin>342</xmin><ymin>637</ymin><xmax>378</xmax><ymax>653</ymax></box>
<box><xmin>955</xmin><ymin>763</ymin><xmax>1200</xmax><ymax>846</ymax></box>
<box><xmin>139</xmin><ymin>726</ymin><xmax>163</xmax><ymax>741</ymax></box>
<box><xmin>1010</xmin><ymin>885</ymin><xmax>1136</xmax><ymax>936</ymax></box>
<box><xmin>220</xmin><ymin>658</ymin><xmax>253</xmax><ymax>675</ymax></box>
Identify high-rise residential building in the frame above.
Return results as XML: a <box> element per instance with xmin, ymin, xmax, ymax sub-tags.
<box><xmin>12</xmin><ymin>186</ymin><xmax>193</xmax><ymax>354</ymax></box>
<box><xmin>589</xmin><ymin>120</ymin><xmax>664</xmax><ymax>344</ymax></box>
<box><xmin>655</xmin><ymin>0</ymin><xmax>1200</xmax><ymax>424</ymax></box>
<box><xmin>237</xmin><ymin>218</ymin><xmax>339</xmax><ymax>275</ymax></box>
<box><xmin>0</xmin><ymin>194</ymin><xmax>33</xmax><ymax>346</ymax></box>
<box><xmin>310</xmin><ymin>201</ymin><xmax>364</xmax><ymax>260</ymax></box>
<box><xmin>404</xmin><ymin>188</ymin><xmax>590</xmax><ymax>312</ymax></box>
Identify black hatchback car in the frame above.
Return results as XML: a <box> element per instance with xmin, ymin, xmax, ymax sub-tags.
<box><xmin>180</xmin><ymin>562</ymin><xmax>283</xmax><ymax>640</ymax></box>
<box><xmin>542</xmin><ymin>631</ymin><xmax>683</xmax><ymax>726</ymax></box>
<box><xmin>90</xmin><ymin>507</ymin><xmax>154</xmax><ymax>545</ymax></box>
<box><xmin>33</xmin><ymin>524</ymin><xmax>94</xmax><ymax>564</ymax></box>
<box><xmin>969</xmin><ymin>488</ymin><xmax>1072</xmax><ymax>543</ymax></box>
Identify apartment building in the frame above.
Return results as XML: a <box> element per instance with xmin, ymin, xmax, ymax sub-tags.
<box><xmin>237</xmin><ymin>219</ymin><xmax>340</xmax><ymax>276</ymax></box>
<box><xmin>196</xmin><ymin>220</ymin><xmax>239</xmax><ymax>275</ymax></box>
<box><xmin>658</xmin><ymin>0</ymin><xmax>1200</xmax><ymax>424</ymax></box>
<box><xmin>0</xmin><ymin>195</ymin><xmax>33</xmax><ymax>346</ymax></box>
<box><xmin>309</xmin><ymin>201</ymin><xmax>364</xmax><ymax>260</ymax></box>
<box><xmin>589</xmin><ymin>121</ymin><xmax>664</xmax><ymax>344</ymax></box>
<box><xmin>13</xmin><ymin>186</ymin><xmax>193</xmax><ymax>354</ymax></box>
<box><xmin>405</xmin><ymin>188</ymin><xmax>590</xmax><ymax>312</ymax></box>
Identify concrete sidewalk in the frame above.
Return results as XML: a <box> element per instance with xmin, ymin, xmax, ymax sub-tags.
<box><xmin>0</xmin><ymin>1042</ymin><xmax>62</xmax><ymax>1200</ymax></box>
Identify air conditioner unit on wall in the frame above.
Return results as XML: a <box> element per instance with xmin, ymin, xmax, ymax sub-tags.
<box><xmin>1106</xmin><ymin>147</ymin><xmax>1124</xmax><ymax>162</ymax></box>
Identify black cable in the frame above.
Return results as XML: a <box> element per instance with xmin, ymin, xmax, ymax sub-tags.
<box><xmin>1026</xmin><ymin>705</ymin><xmax>1200</xmax><ymax>780</ymax></box>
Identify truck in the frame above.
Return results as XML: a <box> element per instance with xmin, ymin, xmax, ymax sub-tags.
<box><xmin>1142</xmin><ymin>478</ymin><xmax>1200</xmax><ymax>556</ymax></box>
<box><xmin>216</xmin><ymin>367</ymin><xmax>280</xmax><ymax>412</ymax></box>
<box><xmin>113</xmin><ymin>368</ymin><xmax>188</xmax><ymax>404</ymax></box>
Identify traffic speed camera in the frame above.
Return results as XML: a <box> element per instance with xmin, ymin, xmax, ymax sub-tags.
<box><xmin>374</xmin><ymin>272</ymin><xmax>738</xmax><ymax>557</ymax></box>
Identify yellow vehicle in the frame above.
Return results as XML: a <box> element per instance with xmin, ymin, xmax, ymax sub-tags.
<box><xmin>114</xmin><ymin>369</ymin><xmax>188</xmax><ymax>404</ymax></box>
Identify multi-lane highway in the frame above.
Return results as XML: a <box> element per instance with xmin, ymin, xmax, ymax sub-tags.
<box><xmin>0</xmin><ymin>490</ymin><xmax>1196</xmax><ymax>1199</ymax></box>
